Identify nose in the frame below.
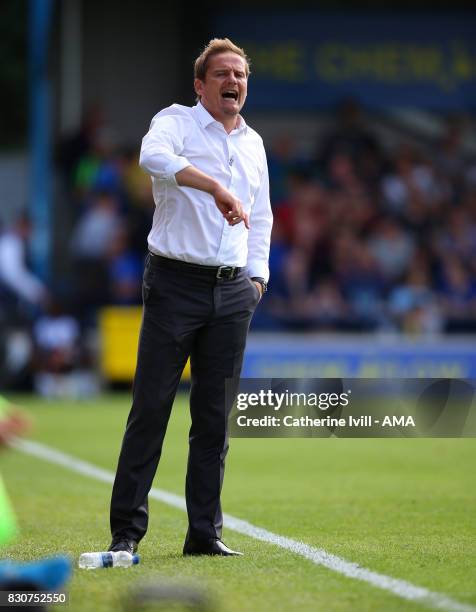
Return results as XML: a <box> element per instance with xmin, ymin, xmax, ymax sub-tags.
<box><xmin>227</xmin><ymin>72</ymin><xmax>238</xmax><ymax>85</ymax></box>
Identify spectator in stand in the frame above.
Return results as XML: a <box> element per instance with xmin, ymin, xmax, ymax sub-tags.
<box><xmin>434</xmin><ymin>208</ymin><xmax>476</xmax><ymax>262</ymax></box>
<box><xmin>106</xmin><ymin>226</ymin><xmax>143</xmax><ymax>305</ymax></box>
<box><xmin>437</xmin><ymin>256</ymin><xmax>476</xmax><ymax>331</ymax></box>
<box><xmin>435</xmin><ymin>118</ymin><xmax>468</xmax><ymax>202</ymax></box>
<box><xmin>0</xmin><ymin>214</ymin><xmax>49</xmax><ymax>320</ymax></box>
<box><xmin>332</xmin><ymin>229</ymin><xmax>385</xmax><ymax>329</ymax></box>
<box><xmin>73</xmin><ymin>125</ymin><xmax>124</xmax><ymax>204</ymax></box>
<box><xmin>267</xmin><ymin>134</ymin><xmax>302</xmax><ymax>205</ymax></box>
<box><xmin>326</xmin><ymin>151</ymin><xmax>377</xmax><ymax>236</ymax></box>
<box><xmin>388</xmin><ymin>261</ymin><xmax>442</xmax><ymax>334</ymax></box>
<box><xmin>306</xmin><ymin>277</ymin><xmax>349</xmax><ymax>329</ymax></box>
<box><xmin>57</xmin><ymin>104</ymin><xmax>106</xmax><ymax>187</ymax></box>
<box><xmin>367</xmin><ymin>217</ymin><xmax>415</xmax><ymax>284</ymax></box>
<box><xmin>70</xmin><ymin>191</ymin><xmax>123</xmax><ymax>315</ymax></box>
<box><xmin>121</xmin><ymin>147</ymin><xmax>155</xmax><ymax>252</ymax></box>
<box><xmin>70</xmin><ymin>191</ymin><xmax>123</xmax><ymax>260</ymax></box>
<box><xmin>32</xmin><ymin>298</ymin><xmax>86</xmax><ymax>398</ymax></box>
<box><xmin>316</xmin><ymin>97</ymin><xmax>381</xmax><ymax>173</ymax></box>
<box><xmin>381</xmin><ymin>146</ymin><xmax>449</xmax><ymax>218</ymax></box>
<box><xmin>265</xmin><ymin>176</ymin><xmax>333</xmax><ymax>328</ymax></box>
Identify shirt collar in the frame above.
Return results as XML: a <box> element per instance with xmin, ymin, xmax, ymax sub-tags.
<box><xmin>195</xmin><ymin>101</ymin><xmax>247</xmax><ymax>134</ymax></box>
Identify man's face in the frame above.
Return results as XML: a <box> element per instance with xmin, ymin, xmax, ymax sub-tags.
<box><xmin>194</xmin><ymin>52</ymin><xmax>248</xmax><ymax>122</ymax></box>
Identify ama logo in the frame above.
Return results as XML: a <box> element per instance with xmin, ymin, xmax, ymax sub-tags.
<box><xmin>382</xmin><ymin>415</ymin><xmax>415</xmax><ymax>427</ymax></box>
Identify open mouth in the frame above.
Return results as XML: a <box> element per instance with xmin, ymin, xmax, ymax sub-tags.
<box><xmin>222</xmin><ymin>90</ymin><xmax>238</xmax><ymax>101</ymax></box>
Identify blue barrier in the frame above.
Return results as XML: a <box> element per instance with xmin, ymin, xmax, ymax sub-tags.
<box><xmin>242</xmin><ymin>334</ymin><xmax>476</xmax><ymax>378</ymax></box>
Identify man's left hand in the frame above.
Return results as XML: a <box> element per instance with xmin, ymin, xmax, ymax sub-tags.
<box><xmin>253</xmin><ymin>281</ymin><xmax>263</xmax><ymax>298</ymax></box>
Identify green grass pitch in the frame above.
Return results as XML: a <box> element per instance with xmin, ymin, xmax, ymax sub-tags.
<box><xmin>1</xmin><ymin>393</ymin><xmax>475</xmax><ymax>611</ymax></box>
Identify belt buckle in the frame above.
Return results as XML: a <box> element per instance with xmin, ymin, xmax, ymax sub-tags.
<box><xmin>216</xmin><ymin>265</ymin><xmax>235</xmax><ymax>280</ymax></box>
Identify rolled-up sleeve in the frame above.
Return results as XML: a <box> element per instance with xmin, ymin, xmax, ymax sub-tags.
<box><xmin>246</xmin><ymin>146</ymin><xmax>273</xmax><ymax>282</ymax></box>
<box><xmin>139</xmin><ymin>114</ymin><xmax>192</xmax><ymax>185</ymax></box>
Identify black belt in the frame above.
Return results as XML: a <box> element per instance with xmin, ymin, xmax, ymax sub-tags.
<box><xmin>148</xmin><ymin>252</ymin><xmax>242</xmax><ymax>280</ymax></box>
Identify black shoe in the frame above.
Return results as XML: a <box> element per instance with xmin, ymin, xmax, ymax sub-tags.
<box><xmin>183</xmin><ymin>537</ymin><xmax>243</xmax><ymax>557</ymax></box>
<box><xmin>108</xmin><ymin>538</ymin><xmax>138</xmax><ymax>555</ymax></box>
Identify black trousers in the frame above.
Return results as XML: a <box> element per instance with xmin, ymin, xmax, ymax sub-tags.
<box><xmin>110</xmin><ymin>254</ymin><xmax>260</xmax><ymax>543</ymax></box>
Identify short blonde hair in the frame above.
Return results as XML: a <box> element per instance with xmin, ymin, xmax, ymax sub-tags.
<box><xmin>194</xmin><ymin>38</ymin><xmax>250</xmax><ymax>81</ymax></box>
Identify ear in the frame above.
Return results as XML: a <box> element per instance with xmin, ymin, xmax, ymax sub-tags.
<box><xmin>194</xmin><ymin>78</ymin><xmax>204</xmax><ymax>98</ymax></box>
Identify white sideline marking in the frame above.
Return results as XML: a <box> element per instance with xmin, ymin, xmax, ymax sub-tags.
<box><xmin>12</xmin><ymin>438</ymin><xmax>476</xmax><ymax>612</ymax></box>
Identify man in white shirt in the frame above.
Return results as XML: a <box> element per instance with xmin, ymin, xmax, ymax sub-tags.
<box><xmin>109</xmin><ymin>38</ymin><xmax>272</xmax><ymax>557</ymax></box>
<box><xmin>0</xmin><ymin>215</ymin><xmax>49</xmax><ymax>313</ymax></box>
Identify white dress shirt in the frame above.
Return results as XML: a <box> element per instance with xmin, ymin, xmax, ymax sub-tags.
<box><xmin>139</xmin><ymin>102</ymin><xmax>272</xmax><ymax>281</ymax></box>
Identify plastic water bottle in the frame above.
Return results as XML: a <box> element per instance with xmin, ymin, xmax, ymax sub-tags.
<box><xmin>78</xmin><ymin>551</ymin><xmax>140</xmax><ymax>570</ymax></box>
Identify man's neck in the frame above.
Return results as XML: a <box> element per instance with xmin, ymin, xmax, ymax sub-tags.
<box><xmin>200</xmin><ymin>101</ymin><xmax>239</xmax><ymax>134</ymax></box>
<box><xmin>222</xmin><ymin>117</ymin><xmax>239</xmax><ymax>134</ymax></box>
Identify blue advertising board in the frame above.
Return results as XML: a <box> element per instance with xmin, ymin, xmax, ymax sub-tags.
<box><xmin>242</xmin><ymin>335</ymin><xmax>476</xmax><ymax>378</ymax></box>
<box><xmin>214</xmin><ymin>13</ymin><xmax>476</xmax><ymax>110</ymax></box>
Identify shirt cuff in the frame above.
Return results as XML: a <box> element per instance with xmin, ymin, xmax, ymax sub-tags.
<box><xmin>246</xmin><ymin>262</ymin><xmax>269</xmax><ymax>283</ymax></box>
<box><xmin>164</xmin><ymin>157</ymin><xmax>192</xmax><ymax>185</ymax></box>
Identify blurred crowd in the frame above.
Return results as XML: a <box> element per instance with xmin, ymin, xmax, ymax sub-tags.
<box><xmin>59</xmin><ymin>106</ymin><xmax>151</xmax><ymax>316</ymax></box>
<box><xmin>55</xmin><ymin>100</ymin><xmax>476</xmax><ymax>334</ymax></box>
<box><xmin>263</xmin><ymin>101</ymin><xmax>476</xmax><ymax>333</ymax></box>
<box><xmin>1</xmin><ymin>100</ymin><xmax>476</xmax><ymax>390</ymax></box>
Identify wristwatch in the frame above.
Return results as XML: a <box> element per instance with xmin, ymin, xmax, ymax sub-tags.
<box><xmin>251</xmin><ymin>277</ymin><xmax>268</xmax><ymax>294</ymax></box>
